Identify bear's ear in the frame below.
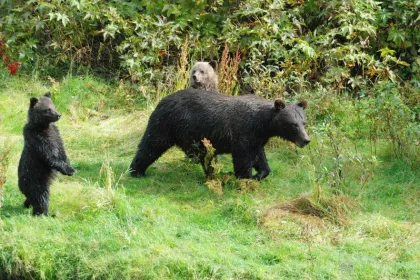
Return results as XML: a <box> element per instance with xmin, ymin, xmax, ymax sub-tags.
<box><xmin>274</xmin><ymin>99</ymin><xmax>286</xmax><ymax>111</ymax></box>
<box><xmin>209</xmin><ymin>60</ymin><xmax>218</xmax><ymax>71</ymax></box>
<box><xmin>44</xmin><ymin>92</ymin><xmax>52</xmax><ymax>98</ymax></box>
<box><xmin>297</xmin><ymin>100</ymin><xmax>308</xmax><ymax>110</ymax></box>
<box><xmin>30</xmin><ymin>97</ymin><xmax>39</xmax><ymax>108</ymax></box>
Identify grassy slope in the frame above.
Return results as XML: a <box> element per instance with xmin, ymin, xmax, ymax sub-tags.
<box><xmin>0</xmin><ymin>72</ymin><xmax>419</xmax><ymax>280</ymax></box>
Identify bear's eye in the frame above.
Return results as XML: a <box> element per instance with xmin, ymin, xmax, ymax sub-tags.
<box><xmin>200</xmin><ymin>70</ymin><xmax>204</xmax><ymax>74</ymax></box>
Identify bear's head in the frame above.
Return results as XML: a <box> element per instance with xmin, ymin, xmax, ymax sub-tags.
<box><xmin>271</xmin><ymin>99</ymin><xmax>310</xmax><ymax>148</ymax></box>
<box><xmin>28</xmin><ymin>92</ymin><xmax>61</xmax><ymax>125</ymax></box>
<box><xmin>190</xmin><ymin>61</ymin><xmax>218</xmax><ymax>91</ymax></box>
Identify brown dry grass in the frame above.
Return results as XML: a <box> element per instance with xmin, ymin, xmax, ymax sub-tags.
<box><xmin>236</xmin><ymin>179</ymin><xmax>260</xmax><ymax>193</ymax></box>
<box><xmin>218</xmin><ymin>43</ymin><xmax>241</xmax><ymax>95</ymax></box>
<box><xmin>260</xmin><ymin>195</ymin><xmax>357</xmax><ymax>229</ymax></box>
<box><xmin>174</xmin><ymin>37</ymin><xmax>190</xmax><ymax>92</ymax></box>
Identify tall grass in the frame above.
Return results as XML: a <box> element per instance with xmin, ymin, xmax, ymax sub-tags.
<box><xmin>174</xmin><ymin>37</ymin><xmax>190</xmax><ymax>92</ymax></box>
<box><xmin>218</xmin><ymin>43</ymin><xmax>241</xmax><ymax>95</ymax></box>
<box><xmin>0</xmin><ymin>141</ymin><xmax>12</xmax><ymax>208</ymax></box>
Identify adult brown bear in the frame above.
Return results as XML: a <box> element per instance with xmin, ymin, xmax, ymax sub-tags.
<box><xmin>130</xmin><ymin>89</ymin><xmax>309</xmax><ymax>180</ymax></box>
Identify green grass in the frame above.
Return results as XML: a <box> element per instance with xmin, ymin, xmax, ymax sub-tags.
<box><xmin>0</xmin><ymin>72</ymin><xmax>419</xmax><ymax>279</ymax></box>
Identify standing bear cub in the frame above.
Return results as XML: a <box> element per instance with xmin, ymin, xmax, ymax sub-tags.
<box><xmin>130</xmin><ymin>89</ymin><xmax>310</xmax><ymax>180</ymax></box>
<box><xmin>189</xmin><ymin>61</ymin><xmax>218</xmax><ymax>92</ymax></box>
<box><xmin>18</xmin><ymin>92</ymin><xmax>75</xmax><ymax>216</ymax></box>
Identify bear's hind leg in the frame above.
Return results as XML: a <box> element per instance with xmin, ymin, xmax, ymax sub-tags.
<box><xmin>130</xmin><ymin>137</ymin><xmax>172</xmax><ymax>177</ymax></box>
<box><xmin>31</xmin><ymin>191</ymin><xmax>50</xmax><ymax>216</ymax></box>
<box><xmin>23</xmin><ymin>198</ymin><xmax>31</xmax><ymax>208</ymax></box>
<box><xmin>232</xmin><ymin>150</ymin><xmax>255</xmax><ymax>179</ymax></box>
<box><xmin>252</xmin><ymin>149</ymin><xmax>270</xmax><ymax>180</ymax></box>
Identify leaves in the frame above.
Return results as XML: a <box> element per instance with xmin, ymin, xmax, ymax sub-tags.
<box><xmin>49</xmin><ymin>12</ymin><xmax>70</xmax><ymax>27</ymax></box>
<box><xmin>387</xmin><ymin>28</ymin><xmax>406</xmax><ymax>48</ymax></box>
<box><xmin>0</xmin><ymin>0</ymin><xmax>418</xmax><ymax>92</ymax></box>
<box><xmin>379</xmin><ymin>47</ymin><xmax>396</xmax><ymax>57</ymax></box>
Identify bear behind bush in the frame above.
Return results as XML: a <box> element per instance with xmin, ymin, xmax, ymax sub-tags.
<box><xmin>18</xmin><ymin>92</ymin><xmax>75</xmax><ymax>216</ymax></box>
<box><xmin>189</xmin><ymin>61</ymin><xmax>218</xmax><ymax>91</ymax></box>
<box><xmin>130</xmin><ymin>89</ymin><xmax>310</xmax><ymax>180</ymax></box>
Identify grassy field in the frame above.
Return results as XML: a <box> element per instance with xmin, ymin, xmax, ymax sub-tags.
<box><xmin>0</xmin><ymin>71</ymin><xmax>419</xmax><ymax>279</ymax></box>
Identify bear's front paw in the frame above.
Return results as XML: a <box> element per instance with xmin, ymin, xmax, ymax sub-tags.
<box><xmin>63</xmin><ymin>166</ymin><xmax>76</xmax><ymax>176</ymax></box>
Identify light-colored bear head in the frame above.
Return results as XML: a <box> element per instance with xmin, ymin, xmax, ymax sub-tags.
<box><xmin>189</xmin><ymin>61</ymin><xmax>218</xmax><ymax>92</ymax></box>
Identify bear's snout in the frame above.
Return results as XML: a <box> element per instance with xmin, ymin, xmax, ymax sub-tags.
<box><xmin>54</xmin><ymin>113</ymin><xmax>61</xmax><ymax>121</ymax></box>
<box><xmin>296</xmin><ymin>137</ymin><xmax>310</xmax><ymax>148</ymax></box>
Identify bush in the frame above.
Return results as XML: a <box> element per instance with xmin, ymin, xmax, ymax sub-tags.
<box><xmin>0</xmin><ymin>0</ymin><xmax>418</xmax><ymax>98</ymax></box>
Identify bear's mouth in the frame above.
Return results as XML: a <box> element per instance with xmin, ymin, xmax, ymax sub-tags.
<box><xmin>295</xmin><ymin>138</ymin><xmax>310</xmax><ymax>148</ymax></box>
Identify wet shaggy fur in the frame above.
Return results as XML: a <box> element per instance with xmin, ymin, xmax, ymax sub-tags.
<box><xmin>130</xmin><ymin>89</ymin><xmax>310</xmax><ymax>180</ymax></box>
<box><xmin>18</xmin><ymin>92</ymin><xmax>75</xmax><ymax>216</ymax></box>
<box><xmin>189</xmin><ymin>61</ymin><xmax>218</xmax><ymax>91</ymax></box>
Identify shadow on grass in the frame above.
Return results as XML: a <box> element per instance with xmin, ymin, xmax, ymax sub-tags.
<box><xmin>0</xmin><ymin>203</ymin><xmax>29</xmax><ymax>218</ymax></box>
<box><xmin>0</xmin><ymin>273</ymin><xmax>25</xmax><ymax>280</ymax></box>
<box><xmin>70</xmin><ymin>154</ymin><xmax>224</xmax><ymax>203</ymax></box>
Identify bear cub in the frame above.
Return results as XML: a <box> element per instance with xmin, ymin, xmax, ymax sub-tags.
<box><xmin>18</xmin><ymin>92</ymin><xmax>75</xmax><ymax>216</ymax></box>
<box><xmin>189</xmin><ymin>61</ymin><xmax>218</xmax><ymax>92</ymax></box>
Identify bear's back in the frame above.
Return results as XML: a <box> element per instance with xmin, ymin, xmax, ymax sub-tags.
<box><xmin>160</xmin><ymin>88</ymin><xmax>270</xmax><ymax>114</ymax></box>
<box><xmin>150</xmin><ymin>89</ymin><xmax>274</xmax><ymax>147</ymax></box>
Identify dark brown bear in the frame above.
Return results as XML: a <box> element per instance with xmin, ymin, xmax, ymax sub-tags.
<box><xmin>130</xmin><ymin>89</ymin><xmax>310</xmax><ymax>180</ymax></box>
<box><xmin>18</xmin><ymin>92</ymin><xmax>75</xmax><ymax>215</ymax></box>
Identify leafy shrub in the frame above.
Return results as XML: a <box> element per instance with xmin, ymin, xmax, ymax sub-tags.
<box><xmin>0</xmin><ymin>0</ymin><xmax>418</xmax><ymax>97</ymax></box>
<box><xmin>362</xmin><ymin>82</ymin><xmax>419</xmax><ymax>160</ymax></box>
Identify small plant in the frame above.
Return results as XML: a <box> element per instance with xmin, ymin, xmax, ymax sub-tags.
<box><xmin>201</xmin><ymin>138</ymin><xmax>217</xmax><ymax>180</ymax></box>
<box><xmin>202</xmin><ymin>138</ymin><xmax>231</xmax><ymax>195</ymax></box>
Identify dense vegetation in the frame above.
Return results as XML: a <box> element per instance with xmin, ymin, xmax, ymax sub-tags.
<box><xmin>0</xmin><ymin>0</ymin><xmax>419</xmax><ymax>279</ymax></box>
<box><xmin>1</xmin><ymin>0</ymin><xmax>420</xmax><ymax>96</ymax></box>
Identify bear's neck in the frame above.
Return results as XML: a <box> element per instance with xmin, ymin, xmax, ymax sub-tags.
<box><xmin>254</xmin><ymin>109</ymin><xmax>278</xmax><ymax>141</ymax></box>
<box><xmin>26</xmin><ymin>121</ymin><xmax>53</xmax><ymax>131</ymax></box>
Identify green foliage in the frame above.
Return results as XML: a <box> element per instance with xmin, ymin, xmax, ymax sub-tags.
<box><xmin>362</xmin><ymin>82</ymin><xmax>419</xmax><ymax>159</ymax></box>
<box><xmin>1</xmin><ymin>0</ymin><xmax>419</xmax><ymax>97</ymax></box>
